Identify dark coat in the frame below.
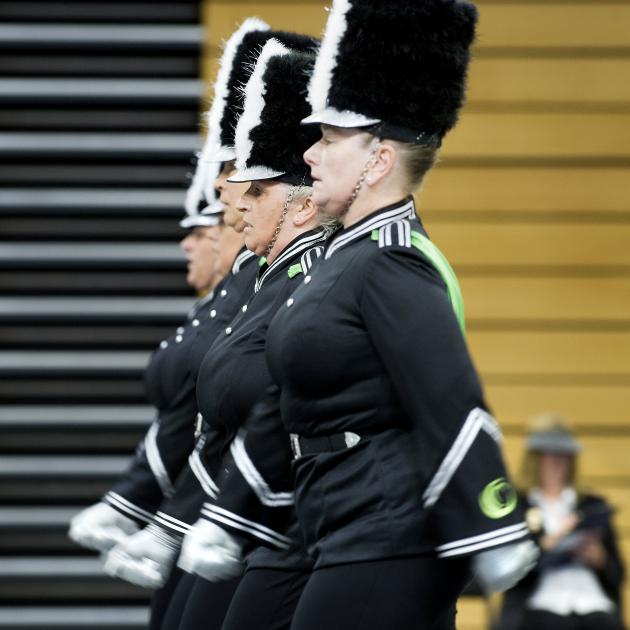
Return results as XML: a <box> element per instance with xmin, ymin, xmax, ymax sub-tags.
<box><xmin>103</xmin><ymin>249</ymin><xmax>258</xmax><ymax>523</ymax></box>
<box><xmin>203</xmin><ymin>197</ymin><xmax>528</xmax><ymax>570</ymax></box>
<box><xmin>495</xmin><ymin>492</ymin><xmax>626</xmax><ymax>630</ymax></box>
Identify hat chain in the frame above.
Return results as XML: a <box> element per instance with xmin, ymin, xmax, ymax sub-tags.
<box><xmin>264</xmin><ymin>184</ymin><xmax>299</xmax><ymax>258</ymax></box>
<box><xmin>344</xmin><ymin>140</ymin><xmax>381</xmax><ymax>215</ymax></box>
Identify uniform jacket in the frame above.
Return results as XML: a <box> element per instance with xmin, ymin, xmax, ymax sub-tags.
<box><xmin>203</xmin><ymin>196</ymin><xmax>528</xmax><ymax>569</ymax></box>
<box><xmin>103</xmin><ymin>248</ymin><xmax>258</xmax><ymax>524</ymax></box>
<box><xmin>156</xmin><ymin>230</ymin><xmax>327</xmax><ymax>573</ymax></box>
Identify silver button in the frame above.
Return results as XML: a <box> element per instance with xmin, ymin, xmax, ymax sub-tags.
<box><xmin>241</xmin><ymin>304</ymin><xmax>248</xmax><ymax>313</ymax></box>
<box><xmin>159</xmin><ymin>341</ymin><xmax>168</xmax><ymax>349</ymax></box>
<box><xmin>210</xmin><ymin>310</ymin><xmax>217</xmax><ymax>318</ymax></box>
<box><xmin>286</xmin><ymin>298</ymin><xmax>295</xmax><ymax>308</ymax></box>
<box><xmin>176</xmin><ymin>326</ymin><xmax>184</xmax><ymax>334</ymax></box>
<box><xmin>304</xmin><ymin>275</ymin><xmax>312</xmax><ymax>284</ymax></box>
<box><xmin>220</xmin><ymin>289</ymin><xmax>227</xmax><ymax>298</ymax></box>
<box><xmin>175</xmin><ymin>335</ymin><xmax>183</xmax><ymax>343</ymax></box>
<box><xmin>225</xmin><ymin>327</ymin><xmax>232</xmax><ymax>335</ymax></box>
<box><xmin>192</xmin><ymin>319</ymin><xmax>200</xmax><ymax>327</ymax></box>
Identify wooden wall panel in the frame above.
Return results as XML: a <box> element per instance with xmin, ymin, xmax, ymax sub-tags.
<box><xmin>474</xmin><ymin>3</ymin><xmax>630</xmax><ymax>49</ymax></box>
<box><xmin>469</xmin><ymin>331</ymin><xmax>630</xmax><ymax>376</ymax></box>
<box><xmin>430</xmin><ymin>223</ymin><xmax>630</xmax><ymax>267</ymax></box>
<box><xmin>442</xmin><ymin>112</ymin><xmax>630</xmax><ymax>159</ymax></box>
<box><xmin>420</xmin><ymin>167</ymin><xmax>630</xmax><ymax>214</ymax></box>
<box><xmin>469</xmin><ymin>58</ymin><xmax>630</xmax><ymax>105</ymax></box>
<box><xmin>462</xmin><ymin>277</ymin><xmax>630</xmax><ymax>322</ymax></box>
<box><xmin>486</xmin><ymin>384</ymin><xmax>630</xmax><ymax>430</ymax></box>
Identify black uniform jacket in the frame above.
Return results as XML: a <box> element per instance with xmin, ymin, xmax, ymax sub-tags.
<box><xmin>495</xmin><ymin>492</ymin><xmax>626</xmax><ymax>630</ymax></box>
<box><xmin>201</xmin><ymin>228</ymin><xmax>328</xmax><ymax>570</ymax></box>
<box><xmin>103</xmin><ymin>248</ymin><xmax>258</xmax><ymax>524</ymax></box>
<box><xmin>203</xmin><ymin>197</ymin><xmax>527</xmax><ymax>569</ymax></box>
<box><xmin>154</xmin><ymin>231</ymin><xmax>327</xmax><ymax>567</ymax></box>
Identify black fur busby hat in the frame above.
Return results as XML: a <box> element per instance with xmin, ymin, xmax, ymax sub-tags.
<box><xmin>302</xmin><ymin>0</ymin><xmax>478</xmax><ymax>146</ymax></box>
<box><xmin>205</xmin><ymin>17</ymin><xmax>271</xmax><ymax>162</ymax></box>
<box><xmin>206</xmin><ymin>19</ymin><xmax>320</xmax><ymax>162</ymax></box>
<box><xmin>228</xmin><ymin>39</ymin><xmax>321</xmax><ymax>185</ymax></box>
<box><xmin>180</xmin><ymin>142</ymin><xmax>223</xmax><ymax>229</ymax></box>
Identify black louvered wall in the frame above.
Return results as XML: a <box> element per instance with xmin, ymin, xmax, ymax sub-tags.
<box><xmin>0</xmin><ymin>2</ymin><xmax>201</xmax><ymax>627</ymax></box>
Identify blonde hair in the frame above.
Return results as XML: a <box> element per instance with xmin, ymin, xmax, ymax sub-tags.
<box><xmin>395</xmin><ymin>142</ymin><xmax>440</xmax><ymax>193</ymax></box>
<box><xmin>291</xmin><ymin>183</ymin><xmax>339</xmax><ymax>232</ymax></box>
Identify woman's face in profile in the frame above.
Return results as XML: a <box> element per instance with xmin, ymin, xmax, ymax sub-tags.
<box><xmin>538</xmin><ymin>452</ymin><xmax>572</xmax><ymax>491</ymax></box>
<box><xmin>303</xmin><ymin>125</ymin><xmax>375</xmax><ymax>216</ymax></box>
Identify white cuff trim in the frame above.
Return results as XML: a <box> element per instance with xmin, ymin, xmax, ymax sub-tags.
<box><xmin>437</xmin><ymin>522</ymin><xmax>529</xmax><ymax>558</ymax></box>
<box><xmin>201</xmin><ymin>504</ymin><xmax>291</xmax><ymax>550</ymax></box>
<box><xmin>104</xmin><ymin>491</ymin><xmax>153</xmax><ymax>524</ymax></box>
<box><xmin>154</xmin><ymin>511</ymin><xmax>192</xmax><ymax>536</ymax></box>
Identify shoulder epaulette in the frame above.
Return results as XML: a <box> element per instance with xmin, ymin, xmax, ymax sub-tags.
<box><xmin>372</xmin><ymin>224</ymin><xmax>466</xmax><ymax>334</ymax></box>
<box><xmin>287</xmin><ymin>245</ymin><xmax>324</xmax><ymax>278</ymax></box>
<box><xmin>370</xmin><ymin>219</ymin><xmax>412</xmax><ymax>248</ymax></box>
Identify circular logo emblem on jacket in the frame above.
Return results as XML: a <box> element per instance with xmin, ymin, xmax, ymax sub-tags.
<box><xmin>478</xmin><ymin>478</ymin><xmax>517</xmax><ymax>519</ymax></box>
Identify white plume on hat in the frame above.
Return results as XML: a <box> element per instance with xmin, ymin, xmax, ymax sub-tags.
<box><xmin>231</xmin><ymin>38</ymin><xmax>291</xmax><ymax>182</ymax></box>
<box><xmin>180</xmin><ymin>126</ymin><xmax>222</xmax><ymax>229</ymax></box>
<box><xmin>206</xmin><ymin>17</ymin><xmax>270</xmax><ymax>161</ymax></box>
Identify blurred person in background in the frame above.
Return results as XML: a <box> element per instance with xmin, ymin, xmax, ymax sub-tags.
<box><xmin>495</xmin><ymin>414</ymin><xmax>626</xmax><ymax>630</ymax></box>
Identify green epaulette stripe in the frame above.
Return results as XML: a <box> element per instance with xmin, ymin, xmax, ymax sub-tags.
<box><xmin>410</xmin><ymin>231</ymin><xmax>466</xmax><ymax>334</ymax></box>
<box><xmin>287</xmin><ymin>263</ymin><xmax>303</xmax><ymax>279</ymax></box>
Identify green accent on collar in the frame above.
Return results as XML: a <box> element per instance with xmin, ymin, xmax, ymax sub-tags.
<box><xmin>287</xmin><ymin>263</ymin><xmax>303</xmax><ymax>279</ymax></box>
<box><xmin>371</xmin><ymin>229</ymin><xmax>379</xmax><ymax>241</ymax></box>
<box><xmin>258</xmin><ymin>256</ymin><xmax>266</xmax><ymax>267</ymax></box>
<box><xmin>479</xmin><ymin>478</ymin><xmax>518</xmax><ymax>520</ymax></box>
<box><xmin>410</xmin><ymin>231</ymin><xmax>466</xmax><ymax>335</ymax></box>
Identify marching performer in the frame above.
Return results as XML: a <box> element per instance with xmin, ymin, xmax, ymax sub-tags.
<box><xmin>70</xmin><ymin>18</ymin><xmax>275</xmax><ymax>627</ymax></box>
<box><xmin>101</xmin><ymin>23</ymin><xmax>319</xmax><ymax>630</ymax></box>
<box><xmin>186</xmin><ymin>1</ymin><xmax>538</xmax><ymax>628</ymax></box>
<box><xmin>175</xmin><ymin>40</ymin><xmax>328</xmax><ymax>630</ymax></box>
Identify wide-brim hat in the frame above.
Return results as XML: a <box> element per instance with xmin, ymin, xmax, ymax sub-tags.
<box><xmin>228</xmin><ymin>39</ymin><xmax>320</xmax><ymax>185</ymax></box>
<box><xmin>302</xmin><ymin>0</ymin><xmax>478</xmax><ymax>146</ymax></box>
<box><xmin>526</xmin><ymin>427</ymin><xmax>582</xmax><ymax>456</ymax></box>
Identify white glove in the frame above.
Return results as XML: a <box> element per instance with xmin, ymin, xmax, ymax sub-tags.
<box><xmin>68</xmin><ymin>502</ymin><xmax>140</xmax><ymax>552</ymax></box>
<box><xmin>177</xmin><ymin>519</ymin><xmax>243</xmax><ymax>582</ymax></box>
<box><xmin>102</xmin><ymin>524</ymin><xmax>181</xmax><ymax>589</ymax></box>
<box><xmin>473</xmin><ymin>540</ymin><xmax>539</xmax><ymax>594</ymax></box>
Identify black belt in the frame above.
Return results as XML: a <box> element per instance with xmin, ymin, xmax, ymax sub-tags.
<box><xmin>289</xmin><ymin>431</ymin><xmax>361</xmax><ymax>459</ymax></box>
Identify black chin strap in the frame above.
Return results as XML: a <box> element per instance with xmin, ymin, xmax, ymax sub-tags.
<box><xmin>342</xmin><ymin>140</ymin><xmax>381</xmax><ymax>216</ymax></box>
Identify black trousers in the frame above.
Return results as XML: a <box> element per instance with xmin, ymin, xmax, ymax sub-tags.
<box><xmin>520</xmin><ymin>610</ymin><xmax>625</xmax><ymax>630</ymax></box>
<box><xmin>149</xmin><ymin>567</ymin><xmax>185</xmax><ymax>630</ymax></box>
<box><xmin>150</xmin><ymin>571</ymin><xmax>240</xmax><ymax>630</ymax></box>
<box><xmin>221</xmin><ymin>568</ymin><xmax>310</xmax><ymax>630</ymax></box>
<box><xmin>289</xmin><ymin>556</ymin><xmax>470</xmax><ymax>630</ymax></box>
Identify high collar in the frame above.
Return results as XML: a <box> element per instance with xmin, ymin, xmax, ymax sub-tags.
<box><xmin>324</xmin><ymin>196</ymin><xmax>416</xmax><ymax>260</ymax></box>
<box><xmin>231</xmin><ymin>246</ymin><xmax>257</xmax><ymax>275</ymax></box>
<box><xmin>255</xmin><ymin>228</ymin><xmax>329</xmax><ymax>292</ymax></box>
